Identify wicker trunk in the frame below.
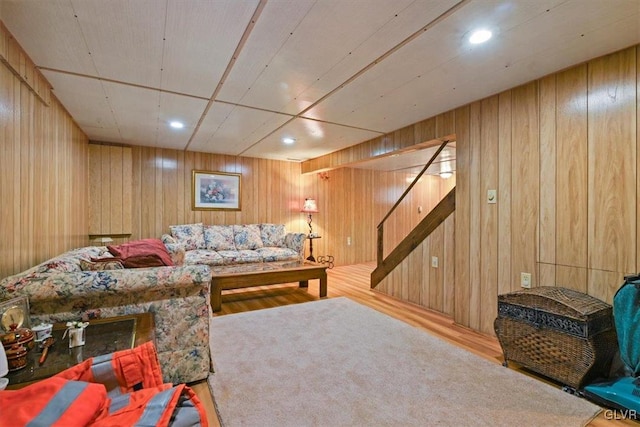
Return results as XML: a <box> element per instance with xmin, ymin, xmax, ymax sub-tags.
<box><xmin>494</xmin><ymin>286</ymin><xmax>618</xmax><ymax>390</ymax></box>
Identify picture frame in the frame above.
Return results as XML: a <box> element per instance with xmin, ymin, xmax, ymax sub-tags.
<box><xmin>0</xmin><ymin>295</ymin><xmax>31</xmax><ymax>331</ymax></box>
<box><xmin>192</xmin><ymin>170</ymin><xmax>242</xmax><ymax>211</ymax></box>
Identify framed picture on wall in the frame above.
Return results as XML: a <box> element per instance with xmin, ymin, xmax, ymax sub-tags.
<box><xmin>192</xmin><ymin>170</ymin><xmax>242</xmax><ymax>211</ymax></box>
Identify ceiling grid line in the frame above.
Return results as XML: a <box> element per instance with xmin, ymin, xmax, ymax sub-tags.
<box><xmin>237</xmin><ymin>0</ymin><xmax>471</xmax><ymax>157</ymax></box>
<box><xmin>183</xmin><ymin>0</ymin><xmax>268</xmax><ymax>152</ymax></box>
<box><xmin>154</xmin><ymin>0</ymin><xmax>171</xmax><ymax>144</ymax></box>
<box><xmin>69</xmin><ymin>0</ymin><xmax>125</xmax><ymax>140</ymax></box>
<box><xmin>4</xmin><ymin>0</ymin><xmax>638</xmax><ymax>162</ymax></box>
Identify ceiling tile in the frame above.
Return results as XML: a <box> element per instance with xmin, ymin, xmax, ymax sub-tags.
<box><xmin>41</xmin><ymin>70</ymin><xmax>120</xmax><ymax>139</ymax></box>
<box><xmin>1</xmin><ymin>0</ymin><xmax>95</xmax><ymax>74</ymax></box>
<box><xmin>220</xmin><ymin>0</ymin><xmax>457</xmax><ymax>114</ymax></box>
<box><xmin>71</xmin><ymin>0</ymin><xmax>165</xmax><ymax>88</ymax></box>
<box><xmin>276</xmin><ymin>0</ymin><xmax>460</xmax><ymax>115</ymax></box>
<box><xmin>189</xmin><ymin>102</ymin><xmax>292</xmax><ymax>155</ymax></box>
<box><xmin>241</xmin><ymin>118</ymin><xmax>382</xmax><ymax>161</ymax></box>
<box><xmin>162</xmin><ymin>0</ymin><xmax>259</xmax><ymax>97</ymax></box>
<box><xmin>216</xmin><ymin>0</ymin><xmax>316</xmax><ymax>107</ymax></box>
<box><xmin>4</xmin><ymin>0</ymin><xmax>640</xmax><ymax>162</ymax></box>
<box><xmin>305</xmin><ymin>0</ymin><xmax>640</xmax><ymax>133</ymax></box>
<box><xmin>101</xmin><ymin>82</ymin><xmax>207</xmax><ymax>149</ymax></box>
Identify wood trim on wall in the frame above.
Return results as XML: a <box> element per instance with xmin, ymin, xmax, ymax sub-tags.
<box><xmin>0</xmin><ymin>21</ymin><xmax>51</xmax><ymax>105</ymax></box>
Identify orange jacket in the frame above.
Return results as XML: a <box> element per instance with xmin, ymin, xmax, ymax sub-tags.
<box><xmin>0</xmin><ymin>341</ymin><xmax>208</xmax><ymax>427</ymax></box>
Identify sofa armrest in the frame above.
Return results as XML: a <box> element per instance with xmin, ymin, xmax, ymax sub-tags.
<box><xmin>161</xmin><ymin>233</ymin><xmax>177</xmax><ymax>244</ymax></box>
<box><xmin>11</xmin><ymin>264</ymin><xmax>213</xmax><ymax>384</ymax></box>
<box><xmin>3</xmin><ymin>265</ymin><xmax>211</xmax><ymax>314</ymax></box>
<box><xmin>284</xmin><ymin>232</ymin><xmax>307</xmax><ymax>259</ymax></box>
<box><xmin>164</xmin><ymin>242</ymin><xmax>186</xmax><ymax>266</ymax></box>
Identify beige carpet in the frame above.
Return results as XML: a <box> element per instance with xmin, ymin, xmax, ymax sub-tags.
<box><xmin>208</xmin><ymin>297</ymin><xmax>601</xmax><ymax>427</ymax></box>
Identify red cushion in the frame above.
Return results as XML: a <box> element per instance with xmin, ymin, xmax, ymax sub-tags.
<box><xmin>107</xmin><ymin>239</ymin><xmax>174</xmax><ymax>267</ymax></box>
<box><xmin>120</xmin><ymin>254</ymin><xmax>166</xmax><ymax>268</ymax></box>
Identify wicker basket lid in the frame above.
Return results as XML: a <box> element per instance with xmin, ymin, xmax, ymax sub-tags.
<box><xmin>498</xmin><ymin>286</ymin><xmax>611</xmax><ymax>319</ymax></box>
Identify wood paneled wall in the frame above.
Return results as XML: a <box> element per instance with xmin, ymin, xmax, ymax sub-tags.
<box><xmin>426</xmin><ymin>46</ymin><xmax>640</xmax><ymax>335</ymax></box>
<box><xmin>305</xmin><ymin>45</ymin><xmax>640</xmax><ymax>336</ymax></box>
<box><xmin>122</xmin><ymin>148</ymin><xmax>306</xmax><ymax>240</ymax></box>
<box><xmin>4</xmin><ymin>15</ymin><xmax>638</xmax><ymax>341</ymax></box>
<box><xmin>0</xmin><ymin>31</ymin><xmax>89</xmax><ymax>279</ymax></box>
<box><xmin>89</xmin><ymin>144</ymin><xmax>132</xmax><ymax>237</ymax></box>
<box><xmin>377</xmin><ymin>213</ymin><xmax>455</xmax><ymax>316</ymax></box>
<box><xmin>299</xmin><ymin>168</ymin><xmax>453</xmax><ymax>267</ymax></box>
<box><xmin>87</xmin><ymin>148</ymin><xmax>453</xmax><ymax>267</ymax></box>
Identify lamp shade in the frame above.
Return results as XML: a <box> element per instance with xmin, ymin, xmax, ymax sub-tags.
<box><xmin>301</xmin><ymin>198</ymin><xmax>318</xmax><ymax>213</ymax></box>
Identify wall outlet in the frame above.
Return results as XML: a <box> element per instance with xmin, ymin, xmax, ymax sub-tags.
<box><xmin>431</xmin><ymin>256</ymin><xmax>438</xmax><ymax>268</ymax></box>
<box><xmin>521</xmin><ymin>272</ymin><xmax>532</xmax><ymax>289</ymax></box>
<box><xmin>347</xmin><ymin>237</ymin><xmax>351</xmax><ymax>246</ymax></box>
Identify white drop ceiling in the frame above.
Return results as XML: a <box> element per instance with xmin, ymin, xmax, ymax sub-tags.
<box><xmin>1</xmin><ymin>0</ymin><xmax>639</xmax><ymax>166</ymax></box>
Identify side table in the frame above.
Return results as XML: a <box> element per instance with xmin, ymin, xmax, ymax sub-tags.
<box><xmin>306</xmin><ymin>235</ymin><xmax>321</xmax><ymax>262</ymax></box>
<box><xmin>6</xmin><ymin>312</ymin><xmax>155</xmax><ymax>389</ymax></box>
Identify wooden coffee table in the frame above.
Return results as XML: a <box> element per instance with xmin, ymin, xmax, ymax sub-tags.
<box><xmin>210</xmin><ymin>261</ymin><xmax>328</xmax><ymax>312</ymax></box>
<box><xmin>6</xmin><ymin>312</ymin><xmax>155</xmax><ymax>389</ymax></box>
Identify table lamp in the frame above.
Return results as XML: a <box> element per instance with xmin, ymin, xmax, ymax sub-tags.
<box><xmin>0</xmin><ymin>343</ymin><xmax>8</xmax><ymax>390</ymax></box>
<box><xmin>301</xmin><ymin>198</ymin><xmax>319</xmax><ymax>236</ymax></box>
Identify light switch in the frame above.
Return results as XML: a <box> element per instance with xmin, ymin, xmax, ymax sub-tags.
<box><xmin>487</xmin><ymin>189</ymin><xmax>497</xmax><ymax>204</ymax></box>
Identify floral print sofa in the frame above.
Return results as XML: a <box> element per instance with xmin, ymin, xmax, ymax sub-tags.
<box><xmin>0</xmin><ymin>246</ymin><xmax>211</xmax><ymax>385</ymax></box>
<box><xmin>162</xmin><ymin>223</ymin><xmax>306</xmax><ymax>267</ymax></box>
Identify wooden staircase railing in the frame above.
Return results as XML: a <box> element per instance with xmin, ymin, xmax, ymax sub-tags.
<box><xmin>371</xmin><ymin>187</ymin><xmax>455</xmax><ymax>288</ymax></box>
<box><xmin>371</xmin><ymin>138</ymin><xmax>455</xmax><ymax>289</ymax></box>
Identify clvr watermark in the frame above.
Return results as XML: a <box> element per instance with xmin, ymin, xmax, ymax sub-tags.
<box><xmin>603</xmin><ymin>409</ymin><xmax>637</xmax><ymax>421</ymax></box>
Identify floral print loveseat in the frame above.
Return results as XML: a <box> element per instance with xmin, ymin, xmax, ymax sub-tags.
<box><xmin>162</xmin><ymin>223</ymin><xmax>306</xmax><ymax>267</ymax></box>
<box><xmin>0</xmin><ymin>246</ymin><xmax>211</xmax><ymax>385</ymax></box>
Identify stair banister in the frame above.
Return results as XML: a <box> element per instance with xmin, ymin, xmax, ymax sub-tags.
<box><xmin>376</xmin><ymin>139</ymin><xmax>451</xmax><ymax>266</ymax></box>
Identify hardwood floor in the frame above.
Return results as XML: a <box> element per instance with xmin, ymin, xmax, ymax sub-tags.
<box><xmin>193</xmin><ymin>262</ymin><xmax>637</xmax><ymax>426</ymax></box>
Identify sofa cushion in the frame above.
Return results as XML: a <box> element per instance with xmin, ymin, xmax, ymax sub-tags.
<box><xmin>233</xmin><ymin>225</ymin><xmax>263</xmax><ymax>250</ymax></box>
<box><xmin>218</xmin><ymin>250</ymin><xmax>262</xmax><ymax>264</ymax></box>
<box><xmin>255</xmin><ymin>247</ymin><xmax>299</xmax><ymax>262</ymax></box>
<box><xmin>108</xmin><ymin>238</ymin><xmax>174</xmax><ymax>267</ymax></box>
<box><xmin>170</xmin><ymin>223</ymin><xmax>205</xmax><ymax>251</ymax></box>
<box><xmin>184</xmin><ymin>249</ymin><xmax>225</xmax><ymax>266</ymax></box>
<box><xmin>260</xmin><ymin>224</ymin><xmax>286</xmax><ymax>247</ymax></box>
<box><xmin>204</xmin><ymin>225</ymin><xmax>236</xmax><ymax>251</ymax></box>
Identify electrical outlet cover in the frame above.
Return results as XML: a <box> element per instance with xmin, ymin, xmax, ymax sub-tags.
<box><xmin>521</xmin><ymin>272</ymin><xmax>532</xmax><ymax>288</ymax></box>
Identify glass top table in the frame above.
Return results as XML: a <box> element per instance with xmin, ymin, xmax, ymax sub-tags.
<box><xmin>6</xmin><ymin>312</ymin><xmax>154</xmax><ymax>389</ymax></box>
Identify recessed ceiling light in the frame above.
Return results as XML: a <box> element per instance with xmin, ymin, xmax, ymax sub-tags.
<box><xmin>469</xmin><ymin>29</ymin><xmax>492</xmax><ymax>44</ymax></box>
<box><xmin>282</xmin><ymin>137</ymin><xmax>296</xmax><ymax>144</ymax></box>
<box><xmin>169</xmin><ymin>121</ymin><xmax>184</xmax><ymax>129</ymax></box>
